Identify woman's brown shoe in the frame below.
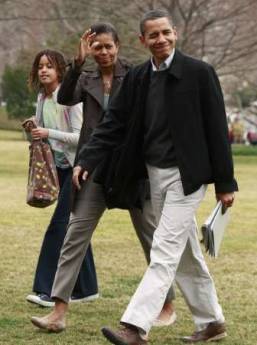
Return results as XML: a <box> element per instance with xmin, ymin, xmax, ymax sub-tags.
<box><xmin>31</xmin><ymin>316</ymin><xmax>66</xmax><ymax>333</ymax></box>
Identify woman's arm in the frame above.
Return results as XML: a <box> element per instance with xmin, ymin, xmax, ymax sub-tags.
<box><xmin>58</xmin><ymin>29</ymin><xmax>95</xmax><ymax>106</ymax></box>
<box><xmin>57</xmin><ymin>65</ymin><xmax>84</xmax><ymax>106</ymax></box>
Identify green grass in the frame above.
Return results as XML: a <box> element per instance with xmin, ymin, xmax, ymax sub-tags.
<box><xmin>0</xmin><ymin>131</ymin><xmax>257</xmax><ymax>345</ymax></box>
<box><xmin>0</xmin><ymin>129</ymin><xmax>24</xmax><ymax>141</ymax></box>
<box><xmin>232</xmin><ymin>144</ymin><xmax>257</xmax><ymax>156</ymax></box>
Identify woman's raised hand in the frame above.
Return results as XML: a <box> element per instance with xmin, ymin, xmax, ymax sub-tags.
<box><xmin>75</xmin><ymin>29</ymin><xmax>96</xmax><ymax>66</ymax></box>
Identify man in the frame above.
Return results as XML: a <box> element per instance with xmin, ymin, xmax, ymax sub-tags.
<box><xmin>73</xmin><ymin>9</ymin><xmax>238</xmax><ymax>345</ymax></box>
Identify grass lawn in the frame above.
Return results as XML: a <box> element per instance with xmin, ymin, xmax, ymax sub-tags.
<box><xmin>0</xmin><ymin>131</ymin><xmax>256</xmax><ymax>345</ymax></box>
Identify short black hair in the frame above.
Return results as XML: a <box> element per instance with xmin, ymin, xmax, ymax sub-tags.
<box><xmin>140</xmin><ymin>9</ymin><xmax>173</xmax><ymax>35</ymax></box>
<box><xmin>90</xmin><ymin>22</ymin><xmax>119</xmax><ymax>44</ymax></box>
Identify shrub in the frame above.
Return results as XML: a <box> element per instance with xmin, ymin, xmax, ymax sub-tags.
<box><xmin>2</xmin><ymin>65</ymin><xmax>36</xmax><ymax>120</ymax></box>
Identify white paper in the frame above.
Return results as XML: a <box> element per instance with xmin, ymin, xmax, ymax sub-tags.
<box><xmin>201</xmin><ymin>201</ymin><xmax>230</xmax><ymax>257</ymax></box>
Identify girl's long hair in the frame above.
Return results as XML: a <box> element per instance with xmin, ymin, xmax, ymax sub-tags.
<box><xmin>29</xmin><ymin>49</ymin><xmax>66</xmax><ymax>91</ymax></box>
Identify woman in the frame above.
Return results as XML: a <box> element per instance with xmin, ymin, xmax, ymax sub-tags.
<box><xmin>25</xmin><ymin>49</ymin><xmax>98</xmax><ymax>307</ymax></box>
<box><xmin>31</xmin><ymin>24</ymin><xmax>175</xmax><ymax>331</ymax></box>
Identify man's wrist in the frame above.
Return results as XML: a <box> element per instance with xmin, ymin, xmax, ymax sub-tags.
<box><xmin>77</xmin><ymin>159</ymin><xmax>94</xmax><ymax>175</ymax></box>
<box><xmin>73</xmin><ymin>165</ymin><xmax>82</xmax><ymax>171</ymax></box>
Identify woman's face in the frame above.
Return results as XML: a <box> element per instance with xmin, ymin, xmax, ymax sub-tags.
<box><xmin>37</xmin><ymin>55</ymin><xmax>59</xmax><ymax>87</ymax></box>
<box><xmin>91</xmin><ymin>33</ymin><xmax>119</xmax><ymax>68</ymax></box>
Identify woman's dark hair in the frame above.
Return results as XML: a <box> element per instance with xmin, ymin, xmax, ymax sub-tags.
<box><xmin>29</xmin><ymin>49</ymin><xmax>66</xmax><ymax>91</ymax></box>
<box><xmin>90</xmin><ymin>22</ymin><xmax>120</xmax><ymax>45</ymax></box>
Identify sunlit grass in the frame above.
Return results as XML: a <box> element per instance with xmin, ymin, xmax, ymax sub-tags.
<box><xmin>0</xmin><ymin>133</ymin><xmax>256</xmax><ymax>345</ymax></box>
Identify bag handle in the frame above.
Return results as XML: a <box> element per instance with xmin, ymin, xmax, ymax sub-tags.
<box><xmin>22</xmin><ymin>118</ymin><xmax>43</xmax><ymax>142</ymax></box>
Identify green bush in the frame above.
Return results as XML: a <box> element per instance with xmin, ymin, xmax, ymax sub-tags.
<box><xmin>2</xmin><ymin>65</ymin><xmax>36</xmax><ymax>120</ymax></box>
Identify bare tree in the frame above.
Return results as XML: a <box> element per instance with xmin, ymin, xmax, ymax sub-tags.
<box><xmin>1</xmin><ymin>0</ymin><xmax>257</xmax><ymax>82</ymax></box>
<box><xmin>111</xmin><ymin>0</ymin><xmax>257</xmax><ymax>78</ymax></box>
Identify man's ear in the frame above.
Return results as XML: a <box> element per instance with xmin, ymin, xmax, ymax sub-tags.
<box><xmin>139</xmin><ymin>34</ymin><xmax>145</xmax><ymax>46</ymax></box>
<box><xmin>173</xmin><ymin>26</ymin><xmax>178</xmax><ymax>40</ymax></box>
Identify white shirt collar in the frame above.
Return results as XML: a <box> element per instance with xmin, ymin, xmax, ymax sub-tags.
<box><xmin>151</xmin><ymin>49</ymin><xmax>175</xmax><ymax>71</ymax></box>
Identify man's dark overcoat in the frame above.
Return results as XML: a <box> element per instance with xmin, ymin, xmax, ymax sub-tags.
<box><xmin>77</xmin><ymin>50</ymin><xmax>238</xmax><ymax>207</ymax></box>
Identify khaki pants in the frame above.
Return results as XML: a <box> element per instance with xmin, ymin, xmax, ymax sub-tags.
<box><xmin>121</xmin><ymin>166</ymin><xmax>224</xmax><ymax>335</ymax></box>
<box><xmin>51</xmin><ymin>173</ymin><xmax>175</xmax><ymax>303</ymax></box>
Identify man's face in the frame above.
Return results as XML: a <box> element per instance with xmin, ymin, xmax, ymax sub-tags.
<box><xmin>140</xmin><ymin>17</ymin><xmax>177</xmax><ymax>64</ymax></box>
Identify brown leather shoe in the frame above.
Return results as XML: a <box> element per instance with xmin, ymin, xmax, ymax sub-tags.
<box><xmin>31</xmin><ymin>316</ymin><xmax>66</xmax><ymax>333</ymax></box>
<box><xmin>182</xmin><ymin>322</ymin><xmax>227</xmax><ymax>343</ymax></box>
<box><xmin>101</xmin><ymin>325</ymin><xmax>147</xmax><ymax>345</ymax></box>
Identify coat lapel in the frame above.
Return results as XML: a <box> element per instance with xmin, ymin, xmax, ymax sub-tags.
<box><xmin>136</xmin><ymin>60</ymin><xmax>152</xmax><ymax>120</ymax></box>
<box><xmin>167</xmin><ymin>49</ymin><xmax>184</xmax><ymax>79</ymax></box>
<box><xmin>84</xmin><ymin>72</ymin><xmax>103</xmax><ymax>107</ymax></box>
<box><xmin>109</xmin><ymin>59</ymin><xmax>128</xmax><ymax>102</ymax></box>
<box><xmin>84</xmin><ymin>59</ymin><xmax>128</xmax><ymax>107</ymax></box>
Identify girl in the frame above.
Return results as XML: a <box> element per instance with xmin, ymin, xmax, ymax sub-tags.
<box><xmin>26</xmin><ymin>50</ymin><xmax>98</xmax><ymax>307</ymax></box>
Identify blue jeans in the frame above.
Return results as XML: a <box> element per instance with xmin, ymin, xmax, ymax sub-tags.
<box><xmin>33</xmin><ymin>167</ymin><xmax>98</xmax><ymax>298</ymax></box>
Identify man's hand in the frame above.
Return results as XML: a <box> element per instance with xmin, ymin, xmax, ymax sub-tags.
<box><xmin>31</xmin><ymin>127</ymin><xmax>49</xmax><ymax>140</ymax></box>
<box><xmin>216</xmin><ymin>192</ymin><xmax>235</xmax><ymax>208</ymax></box>
<box><xmin>72</xmin><ymin>165</ymin><xmax>88</xmax><ymax>190</ymax></box>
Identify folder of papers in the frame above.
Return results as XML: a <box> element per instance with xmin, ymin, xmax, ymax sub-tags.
<box><xmin>201</xmin><ymin>201</ymin><xmax>230</xmax><ymax>257</ymax></box>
